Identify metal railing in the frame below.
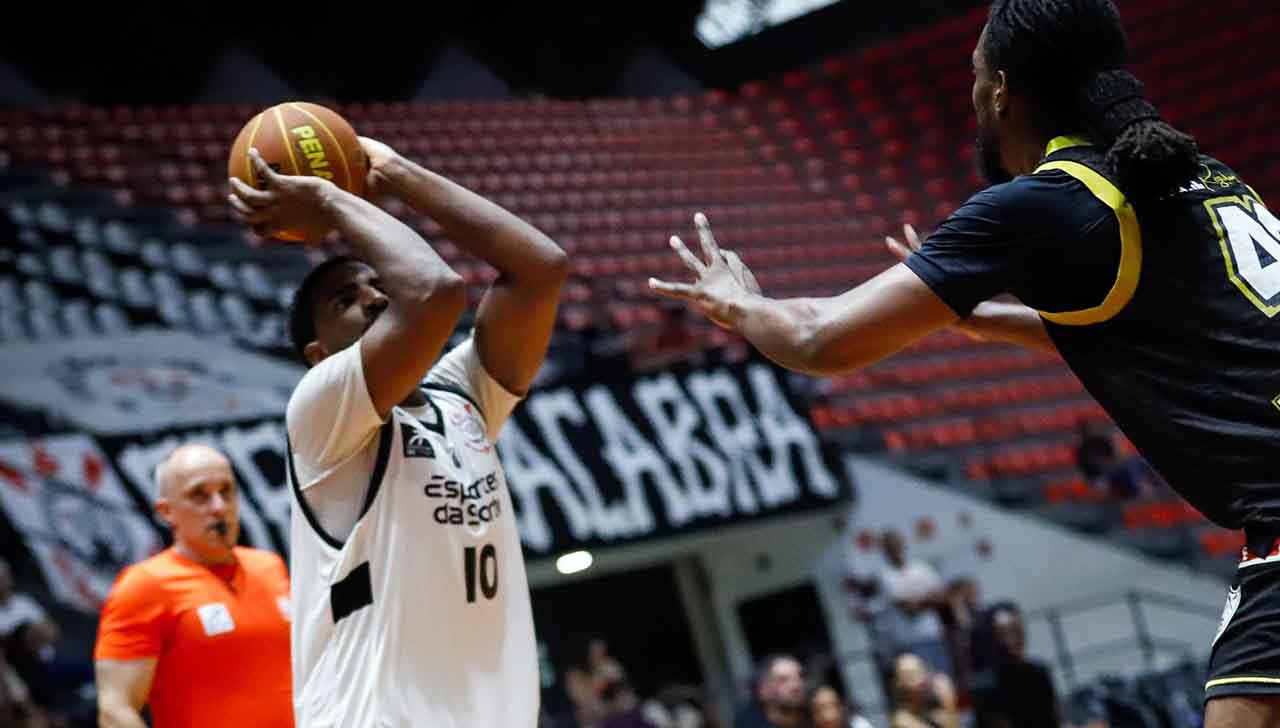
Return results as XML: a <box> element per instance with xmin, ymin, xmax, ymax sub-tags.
<box><xmin>1025</xmin><ymin>588</ymin><xmax>1218</xmax><ymax>689</ymax></box>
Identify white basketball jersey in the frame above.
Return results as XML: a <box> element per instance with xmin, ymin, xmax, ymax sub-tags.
<box><xmin>288</xmin><ymin>374</ymin><xmax>538</xmax><ymax>727</ymax></box>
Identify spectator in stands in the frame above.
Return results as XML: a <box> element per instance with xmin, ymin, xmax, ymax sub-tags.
<box><xmin>94</xmin><ymin>443</ymin><xmax>292</xmax><ymax>728</ymax></box>
<box><xmin>0</xmin><ymin>643</ymin><xmax>54</xmax><ymax>728</ymax></box>
<box><xmin>940</xmin><ymin>576</ymin><xmax>982</xmax><ymax>702</ymax></box>
<box><xmin>873</xmin><ymin>530</ymin><xmax>953</xmax><ymax>679</ymax></box>
<box><xmin>646</xmin><ymin>684</ymin><xmax>723</xmax><ymax>728</ymax></box>
<box><xmin>0</xmin><ymin>560</ymin><xmax>56</xmax><ymax>644</ymax></box>
<box><xmin>1075</xmin><ymin>423</ymin><xmax>1161</xmax><ymax>501</ymax></box>
<box><xmin>734</xmin><ymin>654</ymin><xmax>808</xmax><ymax>728</ymax></box>
<box><xmin>0</xmin><ymin>560</ymin><xmax>91</xmax><ymax>722</ymax></box>
<box><xmin>890</xmin><ymin>653</ymin><xmax>958</xmax><ymax>728</ymax></box>
<box><xmin>970</xmin><ymin>602</ymin><xmax>1060</xmax><ymax>728</ymax></box>
<box><xmin>810</xmin><ymin>684</ymin><xmax>875</xmax><ymax>728</ymax></box>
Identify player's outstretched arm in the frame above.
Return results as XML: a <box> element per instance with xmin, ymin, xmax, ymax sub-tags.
<box><xmin>886</xmin><ymin>225</ymin><xmax>1054</xmax><ymax>352</ymax></box>
<box><xmin>229</xmin><ymin>147</ymin><xmax>466</xmax><ymax>416</ymax></box>
<box><xmin>370</xmin><ymin>146</ymin><xmax>568</xmax><ymax>395</ymax></box>
<box><xmin>96</xmin><ymin>658</ymin><xmax>155</xmax><ymax>728</ymax></box>
<box><xmin>650</xmin><ymin>213</ymin><xmax>959</xmax><ymax>377</ymax></box>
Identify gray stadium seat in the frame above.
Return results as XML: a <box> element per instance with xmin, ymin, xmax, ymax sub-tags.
<box><xmin>156</xmin><ymin>295</ymin><xmax>191</xmax><ymax>327</ymax></box>
<box><xmin>26</xmin><ymin>307</ymin><xmax>62</xmax><ymax>339</ymax></box>
<box><xmin>141</xmin><ymin>238</ymin><xmax>170</xmax><ymax>269</ymax></box>
<box><xmin>0</xmin><ymin>312</ymin><xmax>26</xmax><ymax>343</ymax></box>
<box><xmin>118</xmin><ymin>267</ymin><xmax>154</xmax><ymax>308</ymax></box>
<box><xmin>0</xmin><ymin>276</ymin><xmax>19</xmax><ymax>310</ymax></box>
<box><xmin>101</xmin><ymin>220</ymin><xmax>139</xmax><ymax>255</ymax></box>
<box><xmin>61</xmin><ymin>299</ymin><xmax>96</xmax><ymax>335</ymax></box>
<box><xmin>22</xmin><ymin>279</ymin><xmax>58</xmax><ymax>310</ymax></box>
<box><xmin>219</xmin><ymin>292</ymin><xmax>255</xmax><ymax>333</ymax></box>
<box><xmin>170</xmin><ymin>242</ymin><xmax>206</xmax><ymax>276</ymax></box>
<box><xmin>188</xmin><ymin>290</ymin><xmax>225</xmax><ymax>332</ymax></box>
<box><xmin>93</xmin><ymin>302</ymin><xmax>132</xmax><ymax>333</ymax></box>
<box><xmin>48</xmin><ymin>246</ymin><xmax>84</xmax><ymax>284</ymax></box>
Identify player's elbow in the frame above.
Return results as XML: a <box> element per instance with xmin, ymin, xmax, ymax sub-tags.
<box><xmin>794</xmin><ymin>316</ymin><xmax>875</xmax><ymax>377</ymax></box>
<box><xmin>406</xmin><ymin>270</ymin><xmax>467</xmax><ymax>322</ymax></box>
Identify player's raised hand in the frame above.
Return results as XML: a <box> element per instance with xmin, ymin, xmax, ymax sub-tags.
<box><xmin>885</xmin><ymin>225</ymin><xmax>926</xmax><ymax>264</ymax></box>
<box><xmin>358</xmin><ymin>136</ymin><xmax>400</xmax><ymax>204</ymax></box>
<box><xmin>885</xmin><ymin>223</ymin><xmax>925</xmax><ymax>262</ymax></box>
<box><xmin>650</xmin><ymin>212</ymin><xmax>759</xmax><ymax>329</ymax></box>
<box><xmin>228</xmin><ymin>147</ymin><xmax>336</xmax><ymax>243</ymax></box>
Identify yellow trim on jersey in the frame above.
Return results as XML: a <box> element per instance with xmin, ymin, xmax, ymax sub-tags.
<box><xmin>1043</xmin><ymin>135</ymin><xmax>1091</xmax><ymax>156</ymax></box>
<box><xmin>1204</xmin><ymin>194</ymin><xmax>1280</xmax><ymax>318</ymax></box>
<box><xmin>1031</xmin><ymin>159</ymin><xmax>1142</xmax><ymax>325</ymax></box>
<box><xmin>1206</xmin><ymin>676</ymin><xmax>1280</xmax><ymax>690</ymax></box>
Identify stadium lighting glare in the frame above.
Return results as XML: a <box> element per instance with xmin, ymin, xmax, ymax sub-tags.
<box><xmin>555</xmin><ymin>550</ymin><xmax>594</xmax><ymax>575</ymax></box>
<box><xmin>696</xmin><ymin>0</ymin><xmax>842</xmax><ymax>48</ymax></box>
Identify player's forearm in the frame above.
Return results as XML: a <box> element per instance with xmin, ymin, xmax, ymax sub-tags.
<box><xmin>379</xmin><ymin>155</ymin><xmax>567</xmax><ymax>286</ymax></box>
<box><xmin>958</xmin><ymin>301</ymin><xmax>1055</xmax><ymax>352</ymax></box>
<box><xmin>318</xmin><ymin>185</ymin><xmax>464</xmax><ymax>307</ymax></box>
<box><xmin>727</xmin><ymin>293</ymin><xmax>890</xmax><ymax>377</ymax></box>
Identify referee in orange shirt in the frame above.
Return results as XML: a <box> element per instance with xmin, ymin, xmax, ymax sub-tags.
<box><xmin>94</xmin><ymin>443</ymin><xmax>293</xmax><ymax>728</ymax></box>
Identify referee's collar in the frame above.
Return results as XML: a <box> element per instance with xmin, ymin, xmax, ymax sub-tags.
<box><xmin>1044</xmin><ymin>135</ymin><xmax>1092</xmax><ymax>158</ymax></box>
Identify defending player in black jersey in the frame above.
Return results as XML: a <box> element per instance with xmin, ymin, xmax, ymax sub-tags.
<box><xmin>650</xmin><ymin>2</ymin><xmax>1279</xmax><ymax>725</ymax></box>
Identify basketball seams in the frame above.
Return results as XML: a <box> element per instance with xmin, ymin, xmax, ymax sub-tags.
<box><xmin>242</xmin><ymin>112</ymin><xmax>265</xmax><ymax>185</ymax></box>
<box><xmin>288</xmin><ymin>102</ymin><xmax>355</xmax><ymax>192</ymax></box>
<box><xmin>272</xmin><ymin>106</ymin><xmax>301</xmax><ymax>175</ymax></box>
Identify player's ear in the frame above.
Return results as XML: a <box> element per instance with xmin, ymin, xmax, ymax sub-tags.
<box><xmin>303</xmin><ymin>340</ymin><xmax>327</xmax><ymax>367</ymax></box>
<box><xmin>993</xmin><ymin>70</ymin><xmax>1009</xmax><ymax>118</ymax></box>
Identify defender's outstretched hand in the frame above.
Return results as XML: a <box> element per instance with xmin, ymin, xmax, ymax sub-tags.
<box><xmin>885</xmin><ymin>223</ymin><xmax>924</xmax><ymax>262</ymax></box>
<box><xmin>650</xmin><ymin>212</ymin><xmax>761</xmax><ymax>329</ymax></box>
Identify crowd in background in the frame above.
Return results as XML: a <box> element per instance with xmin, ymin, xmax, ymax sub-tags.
<box><xmin>0</xmin><ymin>559</ymin><xmax>94</xmax><ymax>728</ymax></box>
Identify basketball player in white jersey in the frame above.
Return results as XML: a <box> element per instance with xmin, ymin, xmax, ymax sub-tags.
<box><xmin>228</xmin><ymin>139</ymin><xmax>566</xmax><ymax>727</ymax></box>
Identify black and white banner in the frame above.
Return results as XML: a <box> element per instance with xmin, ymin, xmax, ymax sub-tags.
<box><xmin>499</xmin><ymin>361</ymin><xmax>849</xmax><ymax>554</ymax></box>
<box><xmin>0</xmin><ymin>331</ymin><xmax>848</xmax><ymax>611</ymax></box>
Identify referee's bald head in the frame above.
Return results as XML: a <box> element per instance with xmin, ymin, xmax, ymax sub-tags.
<box><xmin>154</xmin><ymin>443</ymin><xmax>230</xmax><ymax>500</ymax></box>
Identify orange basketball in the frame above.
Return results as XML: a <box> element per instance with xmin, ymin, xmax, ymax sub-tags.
<box><xmin>228</xmin><ymin>102</ymin><xmax>367</xmax><ymax>241</ymax></box>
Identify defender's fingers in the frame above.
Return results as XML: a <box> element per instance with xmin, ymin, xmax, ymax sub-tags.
<box><xmin>904</xmin><ymin>224</ymin><xmax>924</xmax><ymax>251</ymax></box>
<box><xmin>648</xmin><ymin>277</ymin><xmax>699</xmax><ymax>300</ymax></box>
<box><xmin>694</xmin><ymin>212</ymin><xmax>721</xmax><ymax>265</ymax></box>
<box><xmin>885</xmin><ymin>235</ymin><xmax>912</xmax><ymax>262</ymax></box>
<box><xmin>669</xmin><ymin>235</ymin><xmax>707</xmax><ymax>276</ymax></box>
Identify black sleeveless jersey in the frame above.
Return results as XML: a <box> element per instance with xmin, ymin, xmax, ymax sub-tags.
<box><xmin>907</xmin><ymin>137</ymin><xmax>1280</xmax><ymax>529</ymax></box>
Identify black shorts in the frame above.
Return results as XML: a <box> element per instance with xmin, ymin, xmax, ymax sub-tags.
<box><xmin>1205</xmin><ymin>528</ymin><xmax>1280</xmax><ymax>702</ymax></box>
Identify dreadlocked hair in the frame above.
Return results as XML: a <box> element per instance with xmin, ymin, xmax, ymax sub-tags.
<box><xmin>984</xmin><ymin>0</ymin><xmax>1200</xmax><ymax>200</ymax></box>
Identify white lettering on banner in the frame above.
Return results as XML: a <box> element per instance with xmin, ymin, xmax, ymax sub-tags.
<box><xmin>497</xmin><ymin>420</ymin><xmax>593</xmax><ymax>551</ymax></box>
<box><xmin>633</xmin><ymin>374</ymin><xmax>732</xmax><ymax>517</ymax></box>
<box><xmin>685</xmin><ymin>370</ymin><xmax>762</xmax><ymax>514</ymax></box>
<box><xmin>584</xmin><ymin>385</ymin><xmax>690</xmax><ymax>530</ymax></box>
<box><xmin>526</xmin><ymin>391</ymin><xmax>630</xmax><ymax>538</ymax></box>
<box><xmin>504</xmin><ymin>363</ymin><xmax>844</xmax><ymax>554</ymax></box>
<box><xmin>747</xmin><ymin>365</ymin><xmax>839</xmax><ymax>499</ymax></box>
<box><xmin>115</xmin><ymin>430</ymin><xmax>277</xmax><ymax>552</ymax></box>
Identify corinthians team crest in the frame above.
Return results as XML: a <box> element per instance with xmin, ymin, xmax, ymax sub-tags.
<box><xmin>449</xmin><ymin>405</ymin><xmax>491</xmax><ymax>453</ymax></box>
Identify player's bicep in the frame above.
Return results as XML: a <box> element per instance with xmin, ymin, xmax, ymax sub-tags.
<box><xmin>95</xmin><ymin>657</ymin><xmax>156</xmax><ymax>712</ymax></box>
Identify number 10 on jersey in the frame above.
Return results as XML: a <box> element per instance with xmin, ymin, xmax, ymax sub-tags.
<box><xmin>464</xmin><ymin>544</ymin><xmax>499</xmax><ymax>603</ymax></box>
